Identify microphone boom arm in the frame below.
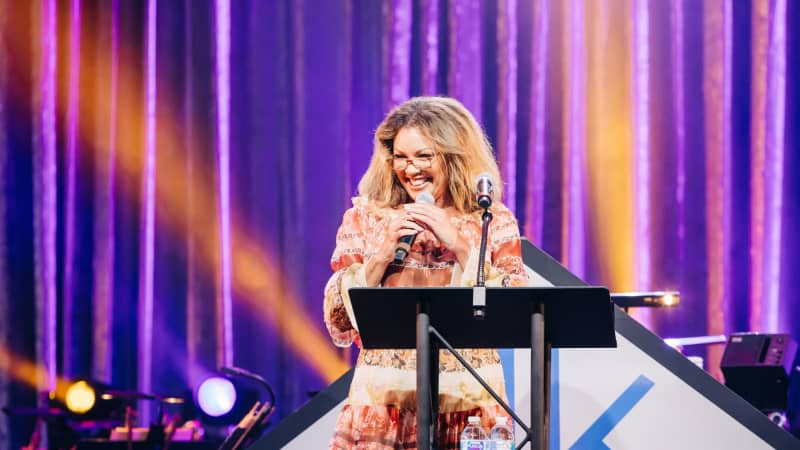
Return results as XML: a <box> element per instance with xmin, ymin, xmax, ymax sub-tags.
<box><xmin>473</xmin><ymin>208</ymin><xmax>492</xmax><ymax>318</ymax></box>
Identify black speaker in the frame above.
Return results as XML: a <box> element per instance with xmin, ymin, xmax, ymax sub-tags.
<box><xmin>720</xmin><ymin>332</ymin><xmax>798</xmax><ymax>413</ymax></box>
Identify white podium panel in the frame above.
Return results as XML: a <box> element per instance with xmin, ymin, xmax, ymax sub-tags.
<box><xmin>508</xmin><ymin>340</ymin><xmax>771</xmax><ymax>450</ymax></box>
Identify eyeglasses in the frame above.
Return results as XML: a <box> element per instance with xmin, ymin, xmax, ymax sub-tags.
<box><xmin>389</xmin><ymin>153</ymin><xmax>437</xmax><ymax>170</ymax></box>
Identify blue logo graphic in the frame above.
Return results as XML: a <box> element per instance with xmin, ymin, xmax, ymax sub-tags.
<box><xmin>501</xmin><ymin>350</ymin><xmax>654</xmax><ymax>450</ymax></box>
<box><xmin>568</xmin><ymin>374</ymin><xmax>655</xmax><ymax>450</ymax></box>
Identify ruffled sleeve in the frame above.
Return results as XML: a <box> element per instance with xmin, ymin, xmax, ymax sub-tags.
<box><xmin>454</xmin><ymin>205</ymin><xmax>529</xmax><ymax>287</ymax></box>
<box><xmin>323</xmin><ymin>199</ymin><xmax>369</xmax><ymax>347</ymax></box>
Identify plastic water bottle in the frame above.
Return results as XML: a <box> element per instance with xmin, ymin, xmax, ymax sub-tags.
<box><xmin>460</xmin><ymin>416</ymin><xmax>487</xmax><ymax>450</ymax></box>
<box><xmin>488</xmin><ymin>416</ymin><xmax>514</xmax><ymax>450</ymax></box>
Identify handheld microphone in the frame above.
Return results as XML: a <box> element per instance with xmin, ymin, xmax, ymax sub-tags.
<box><xmin>475</xmin><ymin>173</ymin><xmax>494</xmax><ymax>209</ymax></box>
<box><xmin>394</xmin><ymin>191</ymin><xmax>435</xmax><ymax>263</ymax></box>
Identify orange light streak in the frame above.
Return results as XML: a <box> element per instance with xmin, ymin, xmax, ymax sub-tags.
<box><xmin>0</xmin><ymin>346</ymin><xmax>74</xmax><ymax>404</ymax></box>
<box><xmin>702</xmin><ymin>1</ymin><xmax>729</xmax><ymax>382</ymax></box>
<box><xmin>2</xmin><ymin>4</ymin><xmax>349</xmax><ymax>383</ymax></box>
<box><xmin>112</xmin><ymin>64</ymin><xmax>349</xmax><ymax>383</ymax></box>
<box><xmin>584</xmin><ymin>0</ymin><xmax>636</xmax><ymax>295</ymax></box>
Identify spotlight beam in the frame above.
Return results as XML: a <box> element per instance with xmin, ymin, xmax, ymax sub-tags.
<box><xmin>1</xmin><ymin>3</ymin><xmax>350</xmax><ymax>383</ymax></box>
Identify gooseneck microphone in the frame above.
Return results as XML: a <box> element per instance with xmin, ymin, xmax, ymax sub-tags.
<box><xmin>475</xmin><ymin>173</ymin><xmax>494</xmax><ymax>209</ymax></box>
<box><xmin>473</xmin><ymin>173</ymin><xmax>494</xmax><ymax>318</ymax></box>
<box><xmin>394</xmin><ymin>191</ymin><xmax>435</xmax><ymax>263</ymax></box>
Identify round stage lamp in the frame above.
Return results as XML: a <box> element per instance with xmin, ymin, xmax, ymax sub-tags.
<box><xmin>51</xmin><ymin>378</ymin><xmax>123</xmax><ymax>421</ymax></box>
<box><xmin>65</xmin><ymin>380</ymin><xmax>96</xmax><ymax>414</ymax></box>
<box><xmin>196</xmin><ymin>376</ymin><xmax>237</xmax><ymax>417</ymax></box>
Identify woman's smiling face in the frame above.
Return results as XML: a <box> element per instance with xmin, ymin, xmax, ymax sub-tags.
<box><xmin>392</xmin><ymin>126</ymin><xmax>449</xmax><ymax>205</ymax></box>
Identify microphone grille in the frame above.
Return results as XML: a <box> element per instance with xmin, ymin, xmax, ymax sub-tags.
<box><xmin>474</xmin><ymin>172</ymin><xmax>493</xmax><ymax>186</ymax></box>
<box><xmin>416</xmin><ymin>192</ymin><xmax>435</xmax><ymax>204</ymax></box>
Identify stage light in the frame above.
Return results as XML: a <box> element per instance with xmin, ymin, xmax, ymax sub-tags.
<box><xmin>611</xmin><ymin>290</ymin><xmax>681</xmax><ymax>312</ymax></box>
<box><xmin>192</xmin><ymin>367</ymin><xmax>275</xmax><ymax>442</ymax></box>
<box><xmin>661</xmin><ymin>292</ymin><xmax>677</xmax><ymax>306</ymax></box>
<box><xmin>196</xmin><ymin>376</ymin><xmax>237</xmax><ymax>417</ymax></box>
<box><xmin>663</xmin><ymin>334</ymin><xmax>728</xmax><ymax>349</ymax></box>
<box><xmin>65</xmin><ymin>380</ymin><xmax>96</xmax><ymax>414</ymax></box>
<box><xmin>51</xmin><ymin>378</ymin><xmax>125</xmax><ymax>423</ymax></box>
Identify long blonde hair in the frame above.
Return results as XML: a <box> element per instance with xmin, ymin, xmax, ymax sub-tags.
<box><xmin>358</xmin><ymin>96</ymin><xmax>503</xmax><ymax>214</ymax></box>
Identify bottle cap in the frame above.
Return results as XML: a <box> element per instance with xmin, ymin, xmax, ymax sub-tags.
<box><xmin>467</xmin><ymin>416</ymin><xmax>480</xmax><ymax>424</ymax></box>
<box><xmin>495</xmin><ymin>416</ymin><xmax>508</xmax><ymax>425</ymax></box>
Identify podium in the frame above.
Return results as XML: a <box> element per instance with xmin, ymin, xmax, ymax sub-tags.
<box><xmin>350</xmin><ymin>286</ymin><xmax>616</xmax><ymax>450</ymax></box>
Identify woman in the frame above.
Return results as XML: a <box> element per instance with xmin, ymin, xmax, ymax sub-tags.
<box><xmin>324</xmin><ymin>96</ymin><xmax>528</xmax><ymax>449</ymax></box>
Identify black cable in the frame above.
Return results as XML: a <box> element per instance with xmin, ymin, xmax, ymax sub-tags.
<box><xmin>220</xmin><ymin>366</ymin><xmax>276</xmax><ymax>418</ymax></box>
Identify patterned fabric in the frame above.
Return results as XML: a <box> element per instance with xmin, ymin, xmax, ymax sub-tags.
<box><xmin>329</xmin><ymin>404</ymin><xmax>509</xmax><ymax>450</ymax></box>
<box><xmin>324</xmin><ymin>197</ymin><xmax>528</xmax><ymax>450</ymax></box>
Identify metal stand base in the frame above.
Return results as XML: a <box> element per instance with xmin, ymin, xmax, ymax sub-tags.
<box><xmin>416</xmin><ymin>304</ymin><xmax>549</xmax><ymax>450</ymax></box>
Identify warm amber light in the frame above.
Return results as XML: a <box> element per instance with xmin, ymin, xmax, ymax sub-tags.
<box><xmin>65</xmin><ymin>381</ymin><xmax>96</xmax><ymax>414</ymax></box>
<box><xmin>0</xmin><ymin>5</ymin><xmax>350</xmax><ymax>383</ymax></box>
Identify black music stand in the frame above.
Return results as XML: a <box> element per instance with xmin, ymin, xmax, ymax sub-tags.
<box><xmin>349</xmin><ymin>286</ymin><xmax>616</xmax><ymax>450</ymax></box>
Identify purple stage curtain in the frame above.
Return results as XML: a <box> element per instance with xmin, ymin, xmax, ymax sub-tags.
<box><xmin>0</xmin><ymin>0</ymin><xmax>798</xmax><ymax>447</ymax></box>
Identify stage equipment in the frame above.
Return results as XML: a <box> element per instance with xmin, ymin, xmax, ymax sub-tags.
<box><xmin>51</xmin><ymin>381</ymin><xmax>194</xmax><ymax>449</ymax></box>
<box><xmin>350</xmin><ymin>286</ymin><xmax>615</xmax><ymax>450</ymax></box>
<box><xmin>2</xmin><ymin>406</ymin><xmax>77</xmax><ymax>450</ymax></box>
<box><xmin>214</xmin><ymin>366</ymin><xmax>275</xmax><ymax>449</ymax></box>
<box><xmin>190</xmin><ymin>368</ymin><xmax>276</xmax><ymax>448</ymax></box>
<box><xmin>196</xmin><ymin>377</ymin><xmax>237</xmax><ymax>417</ymax></box>
<box><xmin>721</xmin><ymin>332</ymin><xmax>798</xmax><ymax>413</ymax></box>
<box><xmin>194</xmin><ymin>368</ymin><xmax>273</xmax><ymax>432</ymax></box>
<box><xmin>474</xmin><ymin>172</ymin><xmax>494</xmax><ymax>208</ymax></box>
<box><xmin>765</xmin><ymin>411</ymin><xmax>790</xmax><ymax>430</ymax></box>
<box><xmin>66</xmin><ymin>380</ymin><xmax>96</xmax><ymax>413</ymax></box>
<box><xmin>662</xmin><ymin>335</ymin><xmax>729</xmax><ymax>371</ymax></box>
<box><xmin>100</xmin><ymin>388</ymin><xmax>187</xmax><ymax>441</ymax></box>
<box><xmin>52</xmin><ymin>379</ymin><xmax>124</xmax><ymax>421</ymax></box>
<box><xmin>663</xmin><ymin>334</ymin><xmax>728</xmax><ymax>349</ymax></box>
<box><xmin>217</xmin><ymin>402</ymin><xmax>274</xmax><ymax>450</ymax></box>
<box><xmin>472</xmin><ymin>173</ymin><xmax>495</xmax><ymax>319</ymax></box>
<box><xmin>107</xmin><ymin>418</ymin><xmax>205</xmax><ymax>444</ymax></box>
<box><xmin>611</xmin><ymin>291</ymin><xmax>680</xmax><ymax>312</ymax></box>
<box><xmin>220</xmin><ymin>366</ymin><xmax>275</xmax><ymax>419</ymax></box>
<box><xmin>393</xmin><ymin>192</ymin><xmax>434</xmax><ymax>263</ymax></box>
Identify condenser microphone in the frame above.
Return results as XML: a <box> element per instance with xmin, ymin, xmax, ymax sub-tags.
<box><xmin>394</xmin><ymin>191</ymin><xmax>435</xmax><ymax>263</ymax></box>
<box><xmin>475</xmin><ymin>173</ymin><xmax>494</xmax><ymax>209</ymax></box>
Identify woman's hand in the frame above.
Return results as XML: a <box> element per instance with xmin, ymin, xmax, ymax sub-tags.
<box><xmin>403</xmin><ymin>203</ymin><xmax>470</xmax><ymax>267</ymax></box>
<box><xmin>364</xmin><ymin>212</ymin><xmax>423</xmax><ymax>286</ymax></box>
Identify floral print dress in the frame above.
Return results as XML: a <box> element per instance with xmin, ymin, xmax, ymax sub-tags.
<box><xmin>324</xmin><ymin>197</ymin><xmax>528</xmax><ymax>450</ymax></box>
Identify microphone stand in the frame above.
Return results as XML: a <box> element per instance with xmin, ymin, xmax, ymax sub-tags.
<box><xmin>220</xmin><ymin>366</ymin><xmax>276</xmax><ymax>412</ymax></box>
<box><xmin>473</xmin><ymin>207</ymin><xmax>493</xmax><ymax>318</ymax></box>
<box><xmin>217</xmin><ymin>367</ymin><xmax>276</xmax><ymax>450</ymax></box>
<box><xmin>420</xmin><ymin>202</ymin><xmax>531</xmax><ymax>448</ymax></box>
